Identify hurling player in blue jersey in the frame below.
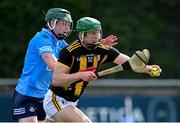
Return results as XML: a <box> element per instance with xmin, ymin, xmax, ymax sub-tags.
<box><xmin>12</xmin><ymin>8</ymin><xmax>118</xmax><ymax>122</ymax></box>
<box><xmin>12</xmin><ymin>8</ymin><xmax>73</xmax><ymax>122</ymax></box>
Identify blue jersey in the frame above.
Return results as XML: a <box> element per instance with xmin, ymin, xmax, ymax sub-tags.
<box><xmin>15</xmin><ymin>28</ymin><xmax>68</xmax><ymax>98</ymax></box>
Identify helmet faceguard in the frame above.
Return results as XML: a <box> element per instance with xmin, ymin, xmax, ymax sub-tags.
<box><xmin>76</xmin><ymin>17</ymin><xmax>102</xmax><ymax>50</ymax></box>
<box><xmin>45</xmin><ymin>8</ymin><xmax>73</xmax><ymax>39</ymax></box>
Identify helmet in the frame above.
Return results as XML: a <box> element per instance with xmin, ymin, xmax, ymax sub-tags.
<box><xmin>76</xmin><ymin>17</ymin><xmax>102</xmax><ymax>32</ymax></box>
<box><xmin>45</xmin><ymin>8</ymin><xmax>73</xmax><ymax>39</ymax></box>
<box><xmin>45</xmin><ymin>8</ymin><xmax>72</xmax><ymax>22</ymax></box>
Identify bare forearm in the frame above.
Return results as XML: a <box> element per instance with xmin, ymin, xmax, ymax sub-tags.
<box><xmin>114</xmin><ymin>53</ymin><xmax>130</xmax><ymax>64</ymax></box>
<box><xmin>42</xmin><ymin>54</ymin><xmax>57</xmax><ymax>72</ymax></box>
<box><xmin>52</xmin><ymin>72</ymin><xmax>81</xmax><ymax>86</ymax></box>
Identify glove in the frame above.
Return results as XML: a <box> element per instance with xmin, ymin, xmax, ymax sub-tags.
<box><xmin>128</xmin><ymin>49</ymin><xmax>150</xmax><ymax>73</ymax></box>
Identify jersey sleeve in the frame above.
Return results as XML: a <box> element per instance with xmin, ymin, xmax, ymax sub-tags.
<box><xmin>106</xmin><ymin>47</ymin><xmax>120</xmax><ymax>62</ymax></box>
<box><xmin>57</xmin><ymin>48</ymin><xmax>73</xmax><ymax>67</ymax></box>
<box><xmin>34</xmin><ymin>35</ymin><xmax>53</xmax><ymax>56</ymax></box>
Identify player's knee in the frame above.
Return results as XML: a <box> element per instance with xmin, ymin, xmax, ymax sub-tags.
<box><xmin>85</xmin><ymin>118</ymin><xmax>92</xmax><ymax>122</ymax></box>
<box><xmin>80</xmin><ymin>117</ymin><xmax>92</xmax><ymax>122</ymax></box>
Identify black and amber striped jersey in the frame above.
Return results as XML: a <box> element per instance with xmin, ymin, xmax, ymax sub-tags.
<box><xmin>50</xmin><ymin>40</ymin><xmax>120</xmax><ymax>102</ymax></box>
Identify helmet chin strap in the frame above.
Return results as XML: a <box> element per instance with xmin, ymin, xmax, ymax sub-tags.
<box><xmin>50</xmin><ymin>29</ymin><xmax>66</xmax><ymax>40</ymax></box>
<box><xmin>57</xmin><ymin>33</ymin><xmax>66</xmax><ymax>40</ymax></box>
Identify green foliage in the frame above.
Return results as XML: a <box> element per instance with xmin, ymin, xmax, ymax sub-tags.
<box><xmin>0</xmin><ymin>0</ymin><xmax>179</xmax><ymax>78</ymax></box>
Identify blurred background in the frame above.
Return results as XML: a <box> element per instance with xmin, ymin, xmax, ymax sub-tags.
<box><xmin>0</xmin><ymin>0</ymin><xmax>179</xmax><ymax>122</ymax></box>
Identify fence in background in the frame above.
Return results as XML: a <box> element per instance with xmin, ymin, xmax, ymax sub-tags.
<box><xmin>0</xmin><ymin>79</ymin><xmax>180</xmax><ymax>122</ymax></box>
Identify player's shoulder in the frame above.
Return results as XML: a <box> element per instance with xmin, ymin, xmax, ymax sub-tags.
<box><xmin>66</xmin><ymin>40</ymin><xmax>82</xmax><ymax>52</ymax></box>
<box><xmin>30</xmin><ymin>31</ymin><xmax>52</xmax><ymax>45</ymax></box>
<box><xmin>97</xmin><ymin>44</ymin><xmax>110</xmax><ymax>50</ymax></box>
<box><xmin>60</xmin><ymin>39</ymin><xmax>68</xmax><ymax>45</ymax></box>
<box><xmin>97</xmin><ymin>44</ymin><xmax>120</xmax><ymax>54</ymax></box>
<box><xmin>37</xmin><ymin>29</ymin><xmax>52</xmax><ymax>40</ymax></box>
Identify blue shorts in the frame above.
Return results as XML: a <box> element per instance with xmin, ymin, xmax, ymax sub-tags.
<box><xmin>12</xmin><ymin>90</ymin><xmax>46</xmax><ymax>121</ymax></box>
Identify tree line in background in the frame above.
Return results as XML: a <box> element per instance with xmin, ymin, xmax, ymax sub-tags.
<box><xmin>0</xmin><ymin>0</ymin><xmax>179</xmax><ymax>78</ymax></box>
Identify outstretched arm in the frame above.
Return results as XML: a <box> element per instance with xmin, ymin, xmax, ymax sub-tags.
<box><xmin>97</xmin><ymin>49</ymin><xmax>162</xmax><ymax>77</ymax></box>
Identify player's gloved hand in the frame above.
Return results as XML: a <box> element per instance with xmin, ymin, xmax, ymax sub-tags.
<box><xmin>128</xmin><ymin>49</ymin><xmax>150</xmax><ymax>73</ymax></box>
<box><xmin>101</xmin><ymin>35</ymin><xmax>118</xmax><ymax>46</ymax></box>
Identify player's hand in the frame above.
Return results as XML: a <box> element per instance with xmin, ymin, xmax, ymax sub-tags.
<box><xmin>145</xmin><ymin>65</ymin><xmax>162</xmax><ymax>77</ymax></box>
<box><xmin>79</xmin><ymin>71</ymin><xmax>97</xmax><ymax>81</ymax></box>
<box><xmin>101</xmin><ymin>35</ymin><xmax>118</xmax><ymax>46</ymax></box>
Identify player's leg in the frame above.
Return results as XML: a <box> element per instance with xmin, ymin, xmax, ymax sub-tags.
<box><xmin>51</xmin><ymin>105</ymin><xmax>91</xmax><ymax>122</ymax></box>
<box><xmin>75</xmin><ymin>106</ymin><xmax>91</xmax><ymax>121</ymax></box>
<box><xmin>19</xmin><ymin>116</ymin><xmax>38</xmax><ymax>122</ymax></box>
<box><xmin>12</xmin><ymin>90</ymin><xmax>45</xmax><ymax>122</ymax></box>
<box><xmin>43</xmin><ymin>90</ymin><xmax>91</xmax><ymax>122</ymax></box>
<box><xmin>36</xmin><ymin>98</ymin><xmax>46</xmax><ymax>122</ymax></box>
<box><xmin>17</xmin><ymin>99</ymin><xmax>45</xmax><ymax>122</ymax></box>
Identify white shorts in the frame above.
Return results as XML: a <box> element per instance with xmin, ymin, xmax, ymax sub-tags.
<box><xmin>43</xmin><ymin>89</ymin><xmax>78</xmax><ymax>120</ymax></box>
